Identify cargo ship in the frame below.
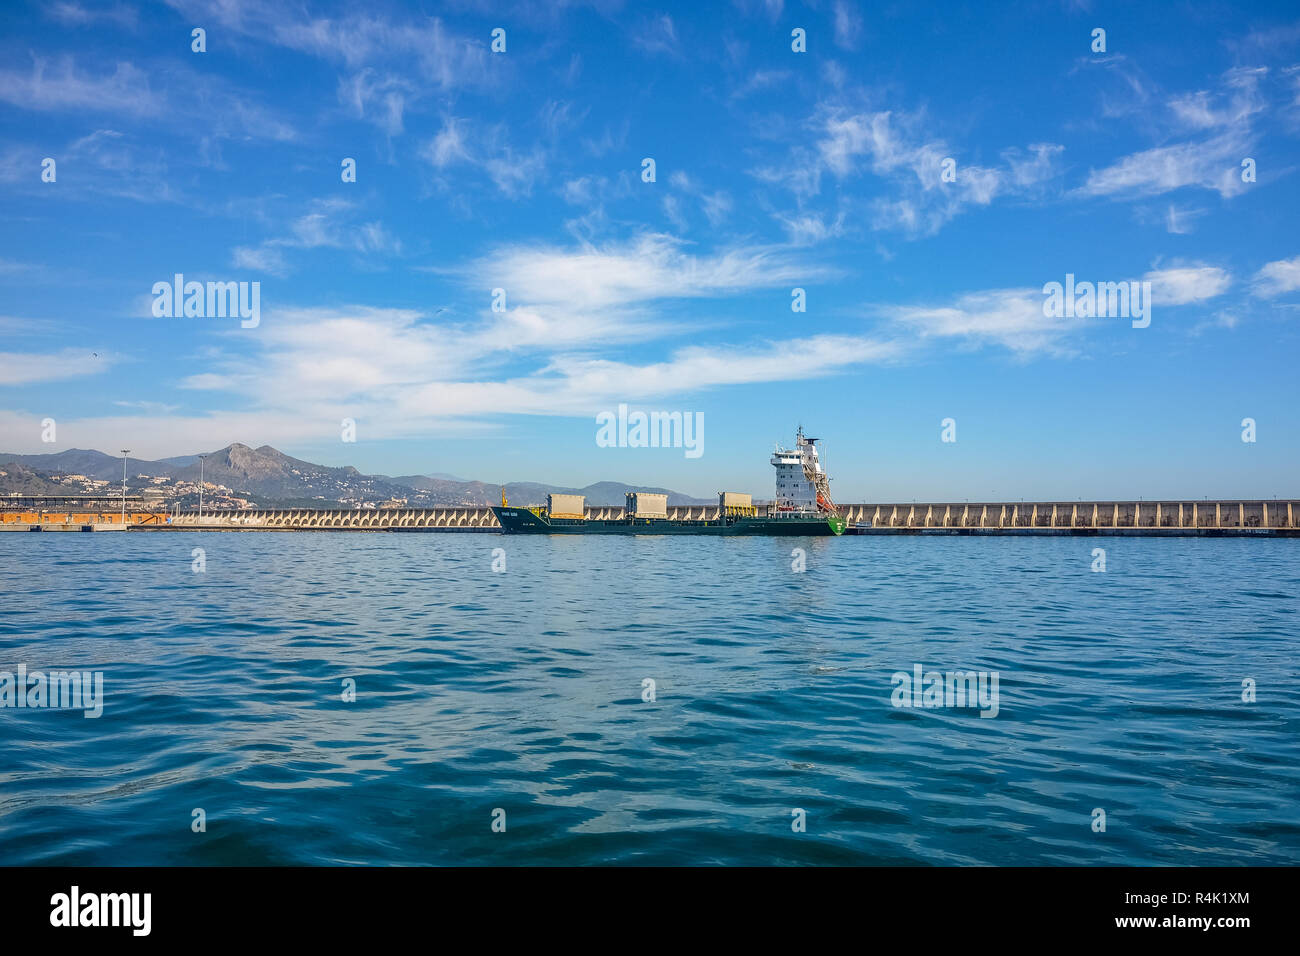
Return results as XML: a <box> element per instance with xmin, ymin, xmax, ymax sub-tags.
<box><xmin>492</xmin><ymin>428</ymin><xmax>846</xmax><ymax>535</ymax></box>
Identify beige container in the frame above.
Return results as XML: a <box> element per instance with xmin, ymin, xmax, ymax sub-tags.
<box><xmin>626</xmin><ymin>492</ymin><xmax>668</xmax><ymax>518</ymax></box>
<box><xmin>719</xmin><ymin>491</ymin><xmax>752</xmax><ymax>509</ymax></box>
<box><xmin>547</xmin><ymin>493</ymin><xmax>586</xmax><ymax>518</ymax></box>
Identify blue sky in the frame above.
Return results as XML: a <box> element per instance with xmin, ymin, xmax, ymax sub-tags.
<box><xmin>2</xmin><ymin>0</ymin><xmax>1298</xmax><ymax>501</ymax></box>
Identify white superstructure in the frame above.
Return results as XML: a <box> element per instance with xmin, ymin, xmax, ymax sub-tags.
<box><xmin>771</xmin><ymin>426</ymin><xmax>835</xmax><ymax>512</ymax></box>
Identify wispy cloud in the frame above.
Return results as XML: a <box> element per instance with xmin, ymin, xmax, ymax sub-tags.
<box><xmin>140</xmin><ymin>231</ymin><xmax>863</xmax><ymax>439</ymax></box>
<box><xmin>230</xmin><ymin>199</ymin><xmax>402</xmax><ymax>275</ymax></box>
<box><xmin>1252</xmin><ymin>255</ymin><xmax>1300</xmax><ymax>297</ymax></box>
<box><xmin>338</xmin><ymin>70</ymin><xmax>414</xmax><ymax>136</ymax></box>
<box><xmin>231</xmin><ymin>245</ymin><xmax>290</xmax><ymax>277</ymax></box>
<box><xmin>884</xmin><ymin>289</ymin><xmax>1076</xmax><ymax>356</ymax></box>
<box><xmin>1079</xmin><ymin>67</ymin><xmax>1267</xmax><ymax>199</ymax></box>
<box><xmin>0</xmin><ymin>56</ymin><xmax>297</xmax><ymax>155</ymax></box>
<box><xmin>157</xmin><ymin>300</ymin><xmax>899</xmax><ymax>438</ymax></box>
<box><xmin>832</xmin><ymin>1</ymin><xmax>863</xmax><ymax>51</ymax></box>
<box><xmin>757</xmin><ymin>103</ymin><xmax>1064</xmax><ymax>237</ymax></box>
<box><xmin>46</xmin><ymin>2</ymin><xmax>138</xmax><ymax>29</ymax></box>
<box><xmin>1164</xmin><ymin>204</ymin><xmax>1204</xmax><ymax>234</ymax></box>
<box><xmin>0</xmin><ymin>58</ymin><xmax>161</xmax><ymax>116</ymax></box>
<box><xmin>464</xmin><ymin>233</ymin><xmax>828</xmax><ymax>312</ymax></box>
<box><xmin>775</xmin><ymin>209</ymin><xmax>848</xmax><ymax>245</ymax></box>
<box><xmin>422</xmin><ymin>115</ymin><xmax>554</xmax><ymax>198</ymax></box>
<box><xmin>666</xmin><ymin>172</ymin><xmax>734</xmax><ymax>228</ymax></box>
<box><xmin>163</xmin><ymin>1</ymin><xmax>492</xmax><ymax>92</ymax></box>
<box><xmin>113</xmin><ymin>399</ymin><xmax>179</xmax><ymax>413</ymax></box>
<box><xmin>0</xmin><ymin>349</ymin><xmax>111</xmax><ymax>386</ymax></box>
<box><xmin>1144</xmin><ymin>265</ymin><xmax>1232</xmax><ymax>305</ymax></box>
<box><xmin>1079</xmin><ymin>135</ymin><xmax>1252</xmax><ymax>199</ymax></box>
<box><xmin>729</xmin><ymin>69</ymin><xmax>794</xmax><ymax>101</ymax></box>
<box><xmin>632</xmin><ymin>15</ymin><xmax>681</xmax><ymax>57</ymax></box>
<box><xmin>881</xmin><ymin>263</ymin><xmax>1236</xmax><ymax>356</ymax></box>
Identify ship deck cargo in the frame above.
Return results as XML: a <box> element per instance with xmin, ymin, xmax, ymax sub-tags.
<box><xmin>546</xmin><ymin>493</ymin><xmax>585</xmax><ymax>519</ymax></box>
<box><xmin>626</xmin><ymin>492</ymin><xmax>668</xmax><ymax>518</ymax></box>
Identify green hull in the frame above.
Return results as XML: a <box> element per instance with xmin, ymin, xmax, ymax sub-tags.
<box><xmin>492</xmin><ymin>506</ymin><xmax>844</xmax><ymax>536</ymax></box>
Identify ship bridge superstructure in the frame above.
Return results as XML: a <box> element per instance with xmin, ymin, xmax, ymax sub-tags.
<box><xmin>771</xmin><ymin>426</ymin><xmax>836</xmax><ymax>513</ymax></box>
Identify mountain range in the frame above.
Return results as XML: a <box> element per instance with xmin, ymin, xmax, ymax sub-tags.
<box><xmin>0</xmin><ymin>443</ymin><xmax>714</xmax><ymax>507</ymax></box>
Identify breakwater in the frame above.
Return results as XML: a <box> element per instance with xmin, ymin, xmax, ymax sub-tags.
<box><xmin>839</xmin><ymin>499</ymin><xmax>1299</xmax><ymax>533</ymax></box>
<box><xmin>6</xmin><ymin>499</ymin><xmax>1296</xmax><ymax>535</ymax></box>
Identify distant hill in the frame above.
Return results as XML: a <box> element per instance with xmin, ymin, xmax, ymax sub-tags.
<box><xmin>392</xmin><ymin>472</ymin><xmax>465</xmax><ymax>485</ymax></box>
<box><xmin>0</xmin><ymin>461</ymin><xmax>61</xmax><ymax>495</ymax></box>
<box><xmin>567</xmin><ymin>480</ymin><xmax>701</xmax><ymax>506</ymax></box>
<box><xmin>0</xmin><ymin>444</ymin><xmax>713</xmax><ymax>507</ymax></box>
<box><xmin>0</xmin><ymin>448</ymin><xmax>126</xmax><ymax>480</ymax></box>
<box><xmin>163</xmin><ymin>443</ymin><xmax>411</xmax><ymax>501</ymax></box>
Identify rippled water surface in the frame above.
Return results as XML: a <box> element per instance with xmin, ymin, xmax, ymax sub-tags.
<box><xmin>1</xmin><ymin>532</ymin><xmax>1296</xmax><ymax>865</ymax></box>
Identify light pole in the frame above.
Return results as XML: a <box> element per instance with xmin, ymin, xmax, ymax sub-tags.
<box><xmin>199</xmin><ymin>454</ymin><xmax>207</xmax><ymax>520</ymax></box>
<box><xmin>120</xmin><ymin>449</ymin><xmax>130</xmax><ymax>525</ymax></box>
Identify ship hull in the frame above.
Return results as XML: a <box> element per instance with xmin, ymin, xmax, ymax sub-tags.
<box><xmin>492</xmin><ymin>507</ymin><xmax>844</xmax><ymax>536</ymax></box>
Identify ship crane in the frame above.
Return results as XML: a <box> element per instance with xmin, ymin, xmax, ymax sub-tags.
<box><xmin>797</xmin><ymin>428</ymin><xmax>837</xmax><ymax>514</ymax></box>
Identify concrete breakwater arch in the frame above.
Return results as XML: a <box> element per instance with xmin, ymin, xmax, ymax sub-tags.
<box><xmin>835</xmin><ymin>500</ymin><xmax>1298</xmax><ymax>530</ymax></box>
<box><xmin>154</xmin><ymin>500</ymin><xmax>1300</xmax><ymax>533</ymax></box>
<box><xmin>169</xmin><ymin>507</ymin><xmax>503</xmax><ymax>530</ymax></box>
